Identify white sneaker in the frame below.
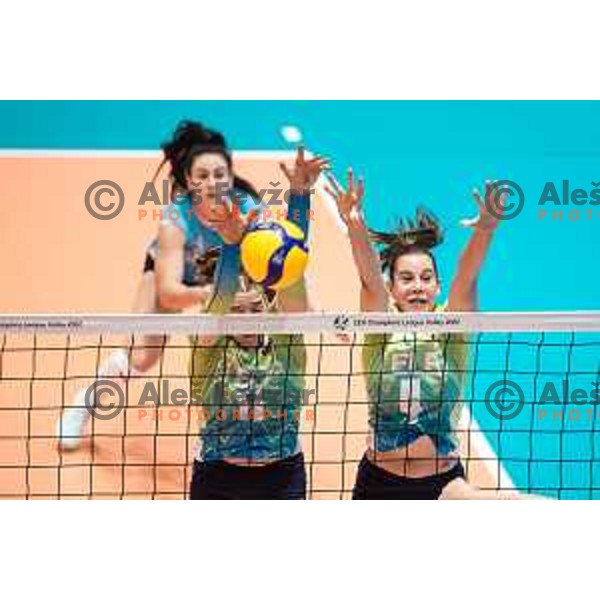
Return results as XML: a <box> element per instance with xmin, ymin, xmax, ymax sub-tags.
<box><xmin>56</xmin><ymin>350</ymin><xmax>130</xmax><ymax>450</ymax></box>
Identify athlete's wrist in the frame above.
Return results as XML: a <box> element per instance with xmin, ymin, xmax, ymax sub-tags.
<box><xmin>288</xmin><ymin>189</ymin><xmax>311</xmax><ymax>200</ymax></box>
<box><xmin>473</xmin><ymin>221</ymin><xmax>497</xmax><ymax>234</ymax></box>
<box><xmin>346</xmin><ymin>212</ymin><xmax>367</xmax><ymax>232</ymax></box>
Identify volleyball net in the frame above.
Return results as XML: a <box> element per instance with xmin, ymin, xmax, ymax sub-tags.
<box><xmin>1</xmin><ymin>311</ymin><xmax>599</xmax><ymax>499</ymax></box>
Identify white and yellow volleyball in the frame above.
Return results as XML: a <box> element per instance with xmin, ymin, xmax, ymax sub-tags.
<box><xmin>240</xmin><ymin>220</ymin><xmax>309</xmax><ymax>291</ymax></box>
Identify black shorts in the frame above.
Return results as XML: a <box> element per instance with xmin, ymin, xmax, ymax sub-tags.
<box><xmin>352</xmin><ymin>453</ymin><xmax>465</xmax><ymax>500</ymax></box>
<box><xmin>189</xmin><ymin>453</ymin><xmax>306</xmax><ymax>500</ymax></box>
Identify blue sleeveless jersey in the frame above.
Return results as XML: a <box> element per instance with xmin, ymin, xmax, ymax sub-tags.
<box><xmin>146</xmin><ymin>192</ymin><xmax>259</xmax><ymax>286</ymax></box>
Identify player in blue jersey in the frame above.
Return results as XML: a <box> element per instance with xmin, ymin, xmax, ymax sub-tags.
<box><xmin>57</xmin><ymin>121</ymin><xmax>259</xmax><ymax>449</ymax></box>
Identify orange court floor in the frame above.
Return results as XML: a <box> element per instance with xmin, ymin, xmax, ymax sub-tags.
<box><xmin>0</xmin><ymin>153</ymin><xmax>504</xmax><ymax>498</ymax></box>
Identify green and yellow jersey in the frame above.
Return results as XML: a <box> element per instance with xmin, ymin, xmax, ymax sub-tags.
<box><xmin>187</xmin><ymin>193</ymin><xmax>312</xmax><ymax>462</ymax></box>
<box><xmin>362</xmin><ymin>304</ymin><xmax>470</xmax><ymax>456</ymax></box>
<box><xmin>190</xmin><ymin>334</ymin><xmax>307</xmax><ymax>461</ymax></box>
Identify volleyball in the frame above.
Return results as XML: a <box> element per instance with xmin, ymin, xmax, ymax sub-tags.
<box><xmin>240</xmin><ymin>220</ymin><xmax>309</xmax><ymax>291</ymax></box>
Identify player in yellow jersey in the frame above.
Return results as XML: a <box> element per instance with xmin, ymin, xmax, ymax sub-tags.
<box><xmin>326</xmin><ymin>171</ymin><xmax>523</xmax><ymax>499</ymax></box>
<box><xmin>187</xmin><ymin>148</ymin><xmax>329</xmax><ymax>499</ymax></box>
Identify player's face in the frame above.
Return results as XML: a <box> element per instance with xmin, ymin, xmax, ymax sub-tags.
<box><xmin>186</xmin><ymin>152</ymin><xmax>233</xmax><ymax>207</ymax></box>
<box><xmin>231</xmin><ymin>291</ymin><xmax>267</xmax><ymax>346</ymax></box>
<box><xmin>390</xmin><ymin>253</ymin><xmax>440</xmax><ymax>313</ymax></box>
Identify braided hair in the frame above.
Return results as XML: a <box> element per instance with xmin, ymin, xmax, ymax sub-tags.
<box><xmin>369</xmin><ymin>207</ymin><xmax>444</xmax><ymax>282</ymax></box>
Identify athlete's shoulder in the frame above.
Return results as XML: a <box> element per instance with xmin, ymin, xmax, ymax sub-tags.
<box><xmin>161</xmin><ymin>197</ymin><xmax>193</xmax><ymax>235</ymax></box>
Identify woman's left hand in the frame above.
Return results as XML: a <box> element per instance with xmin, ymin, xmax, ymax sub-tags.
<box><xmin>460</xmin><ymin>180</ymin><xmax>509</xmax><ymax>231</ymax></box>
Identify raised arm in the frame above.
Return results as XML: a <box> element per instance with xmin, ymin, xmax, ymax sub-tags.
<box><xmin>277</xmin><ymin>146</ymin><xmax>330</xmax><ymax>313</ymax></box>
<box><xmin>325</xmin><ymin>169</ymin><xmax>388</xmax><ymax>312</ymax></box>
<box><xmin>448</xmin><ymin>181</ymin><xmax>507</xmax><ymax>312</ymax></box>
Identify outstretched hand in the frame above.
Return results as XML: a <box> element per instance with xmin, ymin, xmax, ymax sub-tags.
<box><xmin>324</xmin><ymin>168</ymin><xmax>365</xmax><ymax>228</ymax></box>
<box><xmin>460</xmin><ymin>180</ymin><xmax>508</xmax><ymax>231</ymax></box>
<box><xmin>207</xmin><ymin>200</ymin><xmax>255</xmax><ymax>245</ymax></box>
<box><xmin>280</xmin><ymin>146</ymin><xmax>330</xmax><ymax>195</ymax></box>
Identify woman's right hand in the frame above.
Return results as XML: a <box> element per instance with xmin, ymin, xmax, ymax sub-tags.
<box><xmin>280</xmin><ymin>146</ymin><xmax>330</xmax><ymax>196</ymax></box>
<box><xmin>208</xmin><ymin>200</ymin><xmax>255</xmax><ymax>245</ymax></box>
<box><xmin>324</xmin><ymin>168</ymin><xmax>365</xmax><ymax>228</ymax></box>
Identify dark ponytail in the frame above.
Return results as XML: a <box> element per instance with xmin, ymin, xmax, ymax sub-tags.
<box><xmin>153</xmin><ymin>120</ymin><xmax>258</xmax><ymax>199</ymax></box>
<box><xmin>369</xmin><ymin>207</ymin><xmax>444</xmax><ymax>281</ymax></box>
<box><xmin>233</xmin><ymin>175</ymin><xmax>259</xmax><ymax>201</ymax></box>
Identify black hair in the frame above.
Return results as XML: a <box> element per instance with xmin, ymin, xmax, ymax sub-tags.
<box><xmin>369</xmin><ymin>207</ymin><xmax>444</xmax><ymax>282</ymax></box>
<box><xmin>153</xmin><ymin>120</ymin><xmax>258</xmax><ymax>199</ymax></box>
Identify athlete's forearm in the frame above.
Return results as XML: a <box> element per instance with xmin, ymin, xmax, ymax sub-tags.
<box><xmin>286</xmin><ymin>193</ymin><xmax>312</xmax><ymax>237</ymax></box>
<box><xmin>158</xmin><ymin>284</ymin><xmax>211</xmax><ymax>311</ymax></box>
<box><xmin>453</xmin><ymin>226</ymin><xmax>496</xmax><ymax>291</ymax></box>
<box><xmin>347</xmin><ymin>216</ymin><xmax>388</xmax><ymax>297</ymax></box>
<box><xmin>203</xmin><ymin>243</ymin><xmax>241</xmax><ymax>314</ymax></box>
